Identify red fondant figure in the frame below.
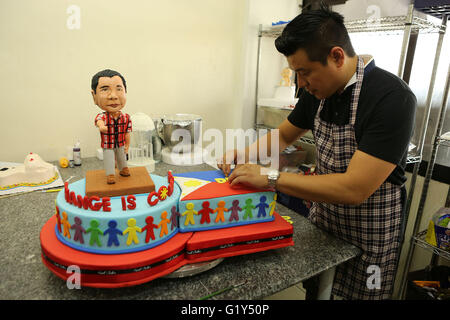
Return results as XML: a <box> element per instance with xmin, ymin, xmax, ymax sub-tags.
<box><xmin>198</xmin><ymin>201</ymin><xmax>214</xmax><ymax>224</ymax></box>
<box><xmin>142</xmin><ymin>216</ymin><xmax>159</xmax><ymax>243</ymax></box>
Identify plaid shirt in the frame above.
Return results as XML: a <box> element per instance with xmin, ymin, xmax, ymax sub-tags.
<box><xmin>94</xmin><ymin>112</ymin><xmax>132</xmax><ymax>149</ymax></box>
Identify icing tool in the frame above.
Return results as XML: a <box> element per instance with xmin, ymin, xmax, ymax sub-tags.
<box><xmin>199</xmin><ymin>281</ymin><xmax>246</xmax><ymax>300</ymax></box>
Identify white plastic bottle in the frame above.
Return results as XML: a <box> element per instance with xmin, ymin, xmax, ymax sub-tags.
<box><xmin>73</xmin><ymin>141</ymin><xmax>81</xmax><ymax>166</ymax></box>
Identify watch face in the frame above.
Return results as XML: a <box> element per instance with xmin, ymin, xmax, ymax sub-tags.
<box><xmin>268</xmin><ymin>169</ymin><xmax>279</xmax><ymax>179</ymax></box>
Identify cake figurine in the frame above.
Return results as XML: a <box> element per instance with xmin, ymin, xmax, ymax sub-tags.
<box><xmin>0</xmin><ymin>152</ymin><xmax>57</xmax><ymax>190</ymax></box>
<box><xmin>91</xmin><ymin>69</ymin><xmax>132</xmax><ymax>184</ymax></box>
<box><xmin>279</xmin><ymin>67</ymin><xmax>292</xmax><ymax>86</ymax></box>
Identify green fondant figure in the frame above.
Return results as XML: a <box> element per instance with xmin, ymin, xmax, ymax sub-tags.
<box><xmin>242</xmin><ymin>199</ymin><xmax>255</xmax><ymax>220</ymax></box>
<box><xmin>86</xmin><ymin>219</ymin><xmax>102</xmax><ymax>247</ymax></box>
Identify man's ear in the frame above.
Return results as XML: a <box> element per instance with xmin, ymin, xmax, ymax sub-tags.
<box><xmin>329</xmin><ymin>47</ymin><xmax>345</xmax><ymax>68</ymax></box>
<box><xmin>91</xmin><ymin>90</ymin><xmax>97</xmax><ymax>104</ymax></box>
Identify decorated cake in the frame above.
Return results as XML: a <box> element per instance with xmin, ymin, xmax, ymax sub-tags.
<box><xmin>0</xmin><ymin>153</ymin><xmax>58</xmax><ymax>190</ymax></box>
<box><xmin>40</xmin><ymin>168</ymin><xmax>294</xmax><ymax>288</ymax></box>
<box><xmin>174</xmin><ymin>170</ymin><xmax>275</xmax><ymax>232</ymax></box>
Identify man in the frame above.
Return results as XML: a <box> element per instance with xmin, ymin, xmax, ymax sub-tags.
<box><xmin>92</xmin><ymin>69</ymin><xmax>132</xmax><ymax>184</ymax></box>
<box><xmin>218</xmin><ymin>7</ymin><xmax>416</xmax><ymax>299</ymax></box>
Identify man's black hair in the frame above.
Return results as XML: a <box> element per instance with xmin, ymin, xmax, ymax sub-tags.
<box><xmin>275</xmin><ymin>6</ymin><xmax>355</xmax><ymax>65</ymax></box>
<box><xmin>91</xmin><ymin>69</ymin><xmax>127</xmax><ymax>93</ymax></box>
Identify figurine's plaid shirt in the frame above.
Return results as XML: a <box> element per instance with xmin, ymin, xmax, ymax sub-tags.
<box><xmin>95</xmin><ymin>112</ymin><xmax>132</xmax><ymax>149</ymax></box>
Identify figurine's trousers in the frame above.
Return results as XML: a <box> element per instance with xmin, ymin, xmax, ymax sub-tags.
<box><xmin>103</xmin><ymin>147</ymin><xmax>127</xmax><ymax>176</ymax></box>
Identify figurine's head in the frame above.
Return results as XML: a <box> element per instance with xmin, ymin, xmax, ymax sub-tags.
<box><xmin>91</xmin><ymin>69</ymin><xmax>127</xmax><ymax>115</ymax></box>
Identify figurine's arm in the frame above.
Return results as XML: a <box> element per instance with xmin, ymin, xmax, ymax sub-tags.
<box><xmin>124</xmin><ymin>132</ymin><xmax>131</xmax><ymax>154</ymax></box>
<box><xmin>96</xmin><ymin>119</ymin><xmax>108</xmax><ymax>133</ymax></box>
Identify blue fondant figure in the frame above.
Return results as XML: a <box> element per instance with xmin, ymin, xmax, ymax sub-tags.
<box><xmin>256</xmin><ymin>196</ymin><xmax>269</xmax><ymax>218</ymax></box>
<box><xmin>103</xmin><ymin>220</ymin><xmax>123</xmax><ymax>247</ymax></box>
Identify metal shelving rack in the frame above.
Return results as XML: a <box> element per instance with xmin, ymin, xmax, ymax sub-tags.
<box><xmin>254</xmin><ymin>5</ymin><xmax>442</xmax><ymax>165</ymax></box>
<box><xmin>253</xmin><ymin>3</ymin><xmax>448</xmax><ymax>300</ymax></box>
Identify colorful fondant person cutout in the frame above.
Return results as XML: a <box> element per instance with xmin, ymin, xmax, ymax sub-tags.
<box><xmin>198</xmin><ymin>201</ymin><xmax>214</xmax><ymax>224</ymax></box>
<box><xmin>91</xmin><ymin>69</ymin><xmax>132</xmax><ymax>185</ymax></box>
<box><xmin>214</xmin><ymin>200</ymin><xmax>229</xmax><ymax>223</ymax></box>
<box><xmin>158</xmin><ymin>211</ymin><xmax>171</xmax><ymax>237</ymax></box>
<box><xmin>255</xmin><ymin>196</ymin><xmax>269</xmax><ymax>218</ymax></box>
<box><xmin>123</xmin><ymin>218</ymin><xmax>142</xmax><ymax>246</ymax></box>
<box><xmin>228</xmin><ymin>200</ymin><xmax>242</xmax><ymax>222</ymax></box>
<box><xmin>61</xmin><ymin>211</ymin><xmax>71</xmax><ymax>239</ymax></box>
<box><xmin>182</xmin><ymin>203</ymin><xmax>198</xmax><ymax>226</ymax></box>
<box><xmin>269</xmin><ymin>193</ymin><xmax>277</xmax><ymax>216</ymax></box>
<box><xmin>103</xmin><ymin>220</ymin><xmax>123</xmax><ymax>247</ymax></box>
<box><xmin>142</xmin><ymin>216</ymin><xmax>159</xmax><ymax>243</ymax></box>
<box><xmin>169</xmin><ymin>206</ymin><xmax>181</xmax><ymax>230</ymax></box>
<box><xmin>71</xmin><ymin>217</ymin><xmax>86</xmax><ymax>244</ymax></box>
<box><xmin>242</xmin><ymin>199</ymin><xmax>255</xmax><ymax>220</ymax></box>
<box><xmin>86</xmin><ymin>219</ymin><xmax>103</xmax><ymax>247</ymax></box>
<box><xmin>55</xmin><ymin>204</ymin><xmax>62</xmax><ymax>233</ymax></box>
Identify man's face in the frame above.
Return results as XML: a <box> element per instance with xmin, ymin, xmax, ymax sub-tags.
<box><xmin>92</xmin><ymin>76</ymin><xmax>127</xmax><ymax>114</ymax></box>
<box><xmin>287</xmin><ymin>48</ymin><xmax>343</xmax><ymax>99</ymax></box>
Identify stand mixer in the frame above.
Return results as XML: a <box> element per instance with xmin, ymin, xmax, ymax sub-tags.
<box><xmin>157</xmin><ymin>114</ymin><xmax>207</xmax><ymax>166</ymax></box>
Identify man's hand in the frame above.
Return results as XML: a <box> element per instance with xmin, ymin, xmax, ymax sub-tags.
<box><xmin>227</xmin><ymin>163</ymin><xmax>269</xmax><ymax>189</ymax></box>
<box><xmin>96</xmin><ymin>120</ymin><xmax>108</xmax><ymax>133</ymax></box>
<box><xmin>217</xmin><ymin>149</ymin><xmax>238</xmax><ymax>177</ymax></box>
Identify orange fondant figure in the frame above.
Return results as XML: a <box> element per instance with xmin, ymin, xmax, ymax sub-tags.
<box><xmin>214</xmin><ymin>201</ymin><xmax>229</xmax><ymax>223</ymax></box>
<box><xmin>182</xmin><ymin>203</ymin><xmax>198</xmax><ymax>226</ymax></box>
<box><xmin>158</xmin><ymin>211</ymin><xmax>170</xmax><ymax>237</ymax></box>
<box><xmin>198</xmin><ymin>201</ymin><xmax>214</xmax><ymax>224</ymax></box>
<box><xmin>123</xmin><ymin>218</ymin><xmax>142</xmax><ymax>246</ymax></box>
<box><xmin>92</xmin><ymin>69</ymin><xmax>132</xmax><ymax>185</ymax></box>
<box><xmin>142</xmin><ymin>216</ymin><xmax>159</xmax><ymax>243</ymax></box>
<box><xmin>61</xmin><ymin>211</ymin><xmax>71</xmax><ymax>239</ymax></box>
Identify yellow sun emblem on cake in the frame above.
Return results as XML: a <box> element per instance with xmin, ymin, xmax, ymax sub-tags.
<box><xmin>184</xmin><ymin>180</ymin><xmax>202</xmax><ymax>187</ymax></box>
<box><xmin>159</xmin><ymin>187</ymin><xmax>169</xmax><ymax>200</ymax></box>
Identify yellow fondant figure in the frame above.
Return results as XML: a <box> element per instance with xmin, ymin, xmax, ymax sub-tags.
<box><xmin>182</xmin><ymin>203</ymin><xmax>198</xmax><ymax>226</ymax></box>
<box><xmin>214</xmin><ymin>201</ymin><xmax>229</xmax><ymax>223</ymax></box>
<box><xmin>269</xmin><ymin>194</ymin><xmax>277</xmax><ymax>216</ymax></box>
<box><xmin>123</xmin><ymin>218</ymin><xmax>142</xmax><ymax>246</ymax></box>
<box><xmin>62</xmin><ymin>211</ymin><xmax>71</xmax><ymax>239</ymax></box>
<box><xmin>158</xmin><ymin>211</ymin><xmax>170</xmax><ymax>237</ymax></box>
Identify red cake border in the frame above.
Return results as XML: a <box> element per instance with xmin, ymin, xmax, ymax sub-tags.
<box><xmin>40</xmin><ymin>216</ymin><xmax>191</xmax><ymax>288</ymax></box>
<box><xmin>40</xmin><ymin>212</ymin><xmax>294</xmax><ymax>288</ymax></box>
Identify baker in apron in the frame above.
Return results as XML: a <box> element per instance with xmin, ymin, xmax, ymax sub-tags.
<box><xmin>309</xmin><ymin>56</ymin><xmax>403</xmax><ymax>299</ymax></box>
<box><xmin>219</xmin><ymin>7</ymin><xmax>415</xmax><ymax>300</ymax></box>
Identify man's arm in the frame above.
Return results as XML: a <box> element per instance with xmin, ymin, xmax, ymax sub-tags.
<box><xmin>229</xmin><ymin>149</ymin><xmax>396</xmax><ymax>205</ymax></box>
<box><xmin>218</xmin><ymin>119</ymin><xmax>308</xmax><ymax>176</ymax></box>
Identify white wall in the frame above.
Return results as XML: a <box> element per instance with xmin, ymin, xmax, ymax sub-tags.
<box><xmin>0</xmin><ymin>0</ymin><xmax>247</xmax><ymax>162</ymax></box>
<box><xmin>241</xmin><ymin>0</ymin><xmax>300</xmax><ymax>130</ymax></box>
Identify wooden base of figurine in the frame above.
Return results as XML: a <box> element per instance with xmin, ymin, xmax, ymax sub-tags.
<box><xmin>85</xmin><ymin>166</ymin><xmax>155</xmax><ymax>198</ymax></box>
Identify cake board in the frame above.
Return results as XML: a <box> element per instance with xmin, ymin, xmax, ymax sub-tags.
<box><xmin>40</xmin><ymin>216</ymin><xmax>192</xmax><ymax>288</ymax></box>
<box><xmin>185</xmin><ymin>212</ymin><xmax>294</xmax><ymax>263</ymax></box>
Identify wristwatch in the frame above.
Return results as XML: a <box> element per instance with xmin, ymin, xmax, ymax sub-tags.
<box><xmin>267</xmin><ymin>169</ymin><xmax>280</xmax><ymax>189</ymax></box>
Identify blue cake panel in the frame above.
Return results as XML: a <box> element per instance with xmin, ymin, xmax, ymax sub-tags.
<box><xmin>178</xmin><ymin>191</ymin><xmax>276</xmax><ymax>232</ymax></box>
<box><xmin>55</xmin><ymin>174</ymin><xmax>181</xmax><ymax>254</ymax></box>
